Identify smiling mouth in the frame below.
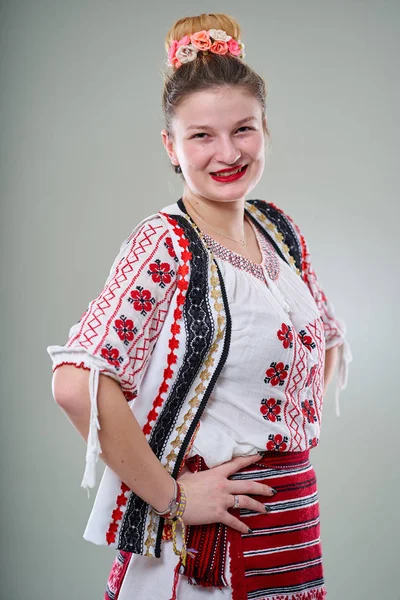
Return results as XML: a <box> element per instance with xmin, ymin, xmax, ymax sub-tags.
<box><xmin>211</xmin><ymin>165</ymin><xmax>247</xmax><ymax>176</ymax></box>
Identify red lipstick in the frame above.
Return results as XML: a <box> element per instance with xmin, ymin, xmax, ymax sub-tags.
<box><xmin>210</xmin><ymin>165</ymin><xmax>248</xmax><ymax>183</ymax></box>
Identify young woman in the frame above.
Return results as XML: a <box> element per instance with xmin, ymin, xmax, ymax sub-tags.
<box><xmin>48</xmin><ymin>13</ymin><xmax>351</xmax><ymax>600</ymax></box>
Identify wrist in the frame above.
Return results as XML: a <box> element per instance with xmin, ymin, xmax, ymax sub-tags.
<box><xmin>152</xmin><ymin>479</ymin><xmax>185</xmax><ymax>521</ymax></box>
<box><xmin>152</xmin><ymin>477</ymin><xmax>178</xmax><ymax>516</ymax></box>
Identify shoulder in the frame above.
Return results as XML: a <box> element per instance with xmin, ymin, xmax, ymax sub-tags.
<box><xmin>246</xmin><ymin>199</ymin><xmax>301</xmax><ymax>235</ymax></box>
<box><xmin>246</xmin><ymin>199</ymin><xmax>305</xmax><ymax>272</ymax></box>
<box><xmin>121</xmin><ymin>212</ymin><xmax>170</xmax><ymax>249</ymax></box>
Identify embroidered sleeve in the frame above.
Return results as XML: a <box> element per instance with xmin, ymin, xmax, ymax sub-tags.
<box><xmin>47</xmin><ymin>215</ymin><xmax>178</xmax><ymax>489</ymax></box>
<box><xmin>284</xmin><ymin>212</ymin><xmax>352</xmax><ymax>416</ymax></box>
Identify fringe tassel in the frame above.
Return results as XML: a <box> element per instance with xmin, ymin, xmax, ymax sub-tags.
<box><xmin>81</xmin><ymin>366</ymin><xmax>102</xmax><ymax>494</ymax></box>
<box><xmin>228</xmin><ymin>525</ymin><xmax>247</xmax><ymax>600</ymax></box>
<box><xmin>334</xmin><ymin>338</ymin><xmax>353</xmax><ymax>417</ymax></box>
<box><xmin>170</xmin><ymin>559</ymin><xmax>182</xmax><ymax>600</ymax></box>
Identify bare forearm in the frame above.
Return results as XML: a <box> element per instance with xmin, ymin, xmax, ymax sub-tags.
<box><xmin>323</xmin><ymin>345</ymin><xmax>339</xmax><ymax>394</ymax></box>
<box><xmin>52</xmin><ymin>365</ymin><xmax>174</xmax><ymax>513</ymax></box>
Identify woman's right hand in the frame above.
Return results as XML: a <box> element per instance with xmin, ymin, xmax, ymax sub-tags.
<box><xmin>177</xmin><ymin>453</ymin><xmax>276</xmax><ymax>534</ymax></box>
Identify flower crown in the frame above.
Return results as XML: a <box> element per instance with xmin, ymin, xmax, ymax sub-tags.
<box><xmin>167</xmin><ymin>28</ymin><xmax>245</xmax><ymax>69</ymax></box>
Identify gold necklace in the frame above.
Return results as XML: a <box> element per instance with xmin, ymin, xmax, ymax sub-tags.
<box><xmin>184</xmin><ymin>199</ymin><xmax>248</xmax><ymax>247</ymax></box>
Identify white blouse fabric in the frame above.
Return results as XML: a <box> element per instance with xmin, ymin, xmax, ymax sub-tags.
<box><xmin>189</xmin><ymin>220</ymin><xmax>348</xmax><ymax>466</ymax></box>
<box><xmin>115</xmin><ymin>219</ymin><xmax>350</xmax><ymax>600</ymax></box>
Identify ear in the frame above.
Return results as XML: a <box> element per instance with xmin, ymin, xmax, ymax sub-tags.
<box><xmin>161</xmin><ymin>129</ymin><xmax>179</xmax><ymax>166</ymax></box>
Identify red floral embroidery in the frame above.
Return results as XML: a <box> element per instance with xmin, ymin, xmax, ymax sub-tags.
<box><xmin>301</xmin><ymin>399</ymin><xmax>317</xmax><ymax>423</ymax></box>
<box><xmin>277</xmin><ymin>323</ymin><xmax>293</xmax><ymax>349</ymax></box>
<box><xmin>309</xmin><ymin>437</ymin><xmax>319</xmax><ymax>448</ymax></box>
<box><xmin>264</xmin><ymin>362</ymin><xmax>289</xmax><ymax>387</ymax></box>
<box><xmin>106</xmin><ymin>482</ymin><xmax>131</xmax><ymax>545</ymax></box>
<box><xmin>106</xmin><ymin>214</ymin><xmax>192</xmax><ymax>546</ymax></box>
<box><xmin>113</xmin><ymin>315</ymin><xmax>137</xmax><ymax>345</ymax></box>
<box><xmin>148</xmin><ymin>259</ymin><xmax>175</xmax><ymax>288</ymax></box>
<box><xmin>101</xmin><ymin>344</ymin><xmax>123</xmax><ymax>370</ymax></box>
<box><xmin>266</xmin><ymin>433</ymin><xmax>288</xmax><ymax>452</ymax></box>
<box><xmin>129</xmin><ymin>286</ymin><xmax>155</xmax><ymax>315</ymax></box>
<box><xmin>299</xmin><ymin>329</ymin><xmax>316</xmax><ymax>352</ymax></box>
<box><xmin>305</xmin><ymin>364</ymin><xmax>317</xmax><ymax>387</ymax></box>
<box><xmin>107</xmin><ymin>556</ymin><xmax>124</xmax><ymax>594</ymax></box>
<box><xmin>164</xmin><ymin>236</ymin><xmax>178</xmax><ymax>261</ymax></box>
<box><xmin>142</xmin><ymin>215</ymin><xmax>191</xmax><ymax>436</ymax></box>
<box><xmin>260</xmin><ymin>397</ymin><xmax>282</xmax><ymax>422</ymax></box>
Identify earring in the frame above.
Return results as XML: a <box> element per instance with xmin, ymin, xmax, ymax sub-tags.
<box><xmin>174</xmin><ymin>165</ymin><xmax>182</xmax><ymax>174</ymax></box>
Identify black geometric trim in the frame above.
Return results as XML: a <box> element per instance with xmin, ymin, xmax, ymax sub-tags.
<box><xmin>172</xmin><ymin>259</ymin><xmax>232</xmax><ymax>475</ymax></box>
<box><xmin>154</xmin><ymin>257</ymin><xmax>232</xmax><ymax>555</ymax></box>
<box><xmin>154</xmin><ymin>201</ymin><xmax>233</xmax><ymax>556</ymax></box>
<box><xmin>118</xmin><ymin>210</ymin><xmax>215</xmax><ymax>555</ymax></box>
<box><xmin>245</xmin><ymin>200</ymin><xmax>303</xmax><ymax>274</ymax></box>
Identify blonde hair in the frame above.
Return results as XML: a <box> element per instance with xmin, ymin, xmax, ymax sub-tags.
<box><xmin>164</xmin><ymin>13</ymin><xmax>241</xmax><ymax>52</ymax></box>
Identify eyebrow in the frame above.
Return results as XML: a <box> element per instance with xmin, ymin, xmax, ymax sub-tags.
<box><xmin>185</xmin><ymin>116</ymin><xmax>257</xmax><ymax>132</ymax></box>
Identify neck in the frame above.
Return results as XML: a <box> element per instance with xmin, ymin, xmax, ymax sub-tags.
<box><xmin>182</xmin><ymin>192</ymin><xmax>247</xmax><ymax>240</ymax></box>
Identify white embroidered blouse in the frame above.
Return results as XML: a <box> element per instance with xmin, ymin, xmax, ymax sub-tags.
<box><xmin>188</xmin><ymin>220</ymin><xmax>349</xmax><ymax>468</ymax></box>
<box><xmin>47</xmin><ymin>200</ymin><xmax>352</xmax><ymax>555</ymax></box>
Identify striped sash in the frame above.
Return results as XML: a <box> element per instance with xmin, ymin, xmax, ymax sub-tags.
<box><xmin>180</xmin><ymin>450</ymin><xmax>327</xmax><ymax>600</ymax></box>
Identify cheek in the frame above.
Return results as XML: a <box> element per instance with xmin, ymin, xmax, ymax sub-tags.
<box><xmin>251</xmin><ymin>135</ymin><xmax>266</xmax><ymax>159</ymax></box>
<box><xmin>181</xmin><ymin>142</ymin><xmax>212</xmax><ymax>170</ymax></box>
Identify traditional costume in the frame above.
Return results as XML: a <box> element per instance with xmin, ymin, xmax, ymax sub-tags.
<box><xmin>47</xmin><ymin>198</ymin><xmax>351</xmax><ymax>599</ymax></box>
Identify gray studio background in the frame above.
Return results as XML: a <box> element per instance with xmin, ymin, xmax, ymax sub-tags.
<box><xmin>1</xmin><ymin>1</ymin><xmax>398</xmax><ymax>599</ymax></box>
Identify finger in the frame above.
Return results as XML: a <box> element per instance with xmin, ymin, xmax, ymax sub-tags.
<box><xmin>228</xmin><ymin>480</ymin><xmax>277</xmax><ymax>497</ymax></box>
<box><xmin>217</xmin><ymin>453</ymin><xmax>262</xmax><ymax>477</ymax></box>
<box><xmin>222</xmin><ymin>513</ymin><xmax>254</xmax><ymax>535</ymax></box>
<box><xmin>230</xmin><ymin>494</ymin><xmax>270</xmax><ymax>514</ymax></box>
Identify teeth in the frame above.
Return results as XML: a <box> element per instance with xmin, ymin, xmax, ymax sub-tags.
<box><xmin>214</xmin><ymin>166</ymin><xmax>244</xmax><ymax>177</ymax></box>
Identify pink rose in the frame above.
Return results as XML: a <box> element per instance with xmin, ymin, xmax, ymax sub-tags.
<box><xmin>168</xmin><ymin>40</ymin><xmax>178</xmax><ymax>62</ymax></box>
<box><xmin>228</xmin><ymin>38</ymin><xmax>241</xmax><ymax>56</ymax></box>
<box><xmin>177</xmin><ymin>35</ymin><xmax>190</xmax><ymax>47</ymax></box>
<box><xmin>210</xmin><ymin>40</ymin><xmax>229</xmax><ymax>55</ymax></box>
<box><xmin>170</xmin><ymin>55</ymin><xmax>182</xmax><ymax>69</ymax></box>
<box><xmin>190</xmin><ymin>30</ymin><xmax>211</xmax><ymax>51</ymax></box>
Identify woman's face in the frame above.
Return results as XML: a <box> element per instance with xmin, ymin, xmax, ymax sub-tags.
<box><xmin>162</xmin><ymin>86</ymin><xmax>267</xmax><ymax>206</ymax></box>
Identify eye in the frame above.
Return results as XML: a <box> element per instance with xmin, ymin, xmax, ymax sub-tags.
<box><xmin>236</xmin><ymin>126</ymin><xmax>254</xmax><ymax>133</ymax></box>
<box><xmin>191</xmin><ymin>133</ymin><xmax>209</xmax><ymax>139</ymax></box>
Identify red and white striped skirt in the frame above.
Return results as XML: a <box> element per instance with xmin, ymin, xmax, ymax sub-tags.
<box><xmin>105</xmin><ymin>449</ymin><xmax>327</xmax><ymax>600</ymax></box>
<box><xmin>227</xmin><ymin>449</ymin><xmax>327</xmax><ymax>599</ymax></box>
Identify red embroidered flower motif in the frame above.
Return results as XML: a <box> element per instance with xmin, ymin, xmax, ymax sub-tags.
<box><xmin>129</xmin><ymin>286</ymin><xmax>155</xmax><ymax>315</ymax></box>
<box><xmin>305</xmin><ymin>364</ymin><xmax>317</xmax><ymax>387</ymax></box>
<box><xmin>148</xmin><ymin>259</ymin><xmax>175</xmax><ymax>288</ymax></box>
<box><xmin>299</xmin><ymin>329</ymin><xmax>316</xmax><ymax>352</ymax></box>
<box><xmin>301</xmin><ymin>399</ymin><xmax>317</xmax><ymax>423</ymax></box>
<box><xmin>101</xmin><ymin>344</ymin><xmax>123</xmax><ymax>369</ymax></box>
<box><xmin>277</xmin><ymin>323</ymin><xmax>293</xmax><ymax>349</ymax></box>
<box><xmin>266</xmin><ymin>433</ymin><xmax>288</xmax><ymax>452</ymax></box>
<box><xmin>309</xmin><ymin>437</ymin><xmax>319</xmax><ymax>448</ymax></box>
<box><xmin>164</xmin><ymin>236</ymin><xmax>178</xmax><ymax>261</ymax></box>
<box><xmin>107</xmin><ymin>556</ymin><xmax>124</xmax><ymax>593</ymax></box>
<box><xmin>260</xmin><ymin>397</ymin><xmax>282</xmax><ymax>422</ymax></box>
<box><xmin>264</xmin><ymin>362</ymin><xmax>289</xmax><ymax>387</ymax></box>
<box><xmin>113</xmin><ymin>315</ymin><xmax>137</xmax><ymax>345</ymax></box>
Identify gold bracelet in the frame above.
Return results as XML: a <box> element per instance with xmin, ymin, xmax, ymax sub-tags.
<box><xmin>171</xmin><ymin>482</ymin><xmax>197</xmax><ymax>566</ymax></box>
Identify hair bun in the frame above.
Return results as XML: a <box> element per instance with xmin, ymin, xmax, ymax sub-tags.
<box><xmin>167</xmin><ymin>28</ymin><xmax>245</xmax><ymax>70</ymax></box>
<box><xmin>165</xmin><ymin>13</ymin><xmax>242</xmax><ymax>53</ymax></box>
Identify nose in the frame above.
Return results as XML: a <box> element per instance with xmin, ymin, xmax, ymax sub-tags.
<box><xmin>214</xmin><ymin>136</ymin><xmax>241</xmax><ymax>165</ymax></box>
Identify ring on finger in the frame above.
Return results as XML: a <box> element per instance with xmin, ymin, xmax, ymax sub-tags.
<box><xmin>232</xmin><ymin>495</ymin><xmax>240</xmax><ymax>509</ymax></box>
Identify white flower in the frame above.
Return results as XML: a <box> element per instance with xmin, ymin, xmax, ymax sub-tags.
<box><xmin>175</xmin><ymin>44</ymin><xmax>198</xmax><ymax>64</ymax></box>
<box><xmin>208</xmin><ymin>29</ymin><xmax>231</xmax><ymax>42</ymax></box>
<box><xmin>238</xmin><ymin>40</ymin><xmax>246</xmax><ymax>59</ymax></box>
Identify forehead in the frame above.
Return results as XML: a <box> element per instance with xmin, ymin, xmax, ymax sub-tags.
<box><xmin>173</xmin><ymin>87</ymin><xmax>262</xmax><ymax>129</ymax></box>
